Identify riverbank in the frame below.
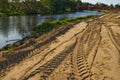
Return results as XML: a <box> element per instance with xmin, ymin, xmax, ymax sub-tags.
<box><xmin>0</xmin><ymin>14</ymin><xmax>100</xmax><ymax>70</ymax></box>
<box><xmin>0</xmin><ymin>10</ymin><xmax>102</xmax><ymax>49</ymax></box>
<box><xmin>0</xmin><ymin>12</ymin><xmax>119</xmax><ymax>80</ymax></box>
<box><xmin>32</xmin><ymin>15</ymin><xmax>99</xmax><ymax>37</ymax></box>
<box><xmin>0</xmin><ymin>14</ymin><xmax>98</xmax><ymax>51</ymax></box>
<box><xmin>0</xmin><ymin>10</ymin><xmax>105</xmax><ymax>17</ymax></box>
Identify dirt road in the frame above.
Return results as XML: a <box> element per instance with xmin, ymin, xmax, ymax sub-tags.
<box><xmin>0</xmin><ymin>13</ymin><xmax>120</xmax><ymax>80</ymax></box>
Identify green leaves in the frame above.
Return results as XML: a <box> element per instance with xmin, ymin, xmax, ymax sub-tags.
<box><xmin>0</xmin><ymin>0</ymin><xmax>82</xmax><ymax>16</ymax></box>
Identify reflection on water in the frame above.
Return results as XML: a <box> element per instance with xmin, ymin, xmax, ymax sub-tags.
<box><xmin>0</xmin><ymin>10</ymin><xmax>102</xmax><ymax>48</ymax></box>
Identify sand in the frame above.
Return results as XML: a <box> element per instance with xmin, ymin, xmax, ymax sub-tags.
<box><xmin>0</xmin><ymin>12</ymin><xmax>120</xmax><ymax>80</ymax></box>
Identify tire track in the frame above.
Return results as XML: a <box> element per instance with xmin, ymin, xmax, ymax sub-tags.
<box><xmin>20</xmin><ymin>22</ymin><xmax>85</xmax><ymax>79</ymax></box>
<box><xmin>104</xmin><ymin>24</ymin><xmax>120</xmax><ymax>53</ymax></box>
<box><xmin>72</xmin><ymin>35</ymin><xmax>92</xmax><ymax>80</ymax></box>
<box><xmin>23</xmin><ymin>42</ymin><xmax>76</xmax><ymax>80</ymax></box>
<box><xmin>2</xmin><ymin>13</ymin><xmax>120</xmax><ymax>80</ymax></box>
<box><xmin>0</xmin><ymin>23</ymin><xmax>75</xmax><ymax>75</ymax></box>
<box><xmin>71</xmin><ymin>19</ymin><xmax>102</xmax><ymax>80</ymax></box>
<box><xmin>17</xmin><ymin>27</ymin><xmax>84</xmax><ymax>80</ymax></box>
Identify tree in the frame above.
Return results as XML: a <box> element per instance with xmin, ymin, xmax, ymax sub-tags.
<box><xmin>0</xmin><ymin>0</ymin><xmax>10</xmax><ymax>13</ymax></box>
<box><xmin>64</xmin><ymin>0</ymin><xmax>77</xmax><ymax>12</ymax></box>
<box><xmin>95</xmin><ymin>2</ymin><xmax>108</xmax><ymax>7</ymax></box>
<box><xmin>109</xmin><ymin>4</ymin><xmax>114</xmax><ymax>8</ymax></box>
<box><xmin>76</xmin><ymin>0</ymin><xmax>82</xmax><ymax>6</ymax></box>
<box><xmin>115</xmin><ymin>4</ymin><xmax>120</xmax><ymax>8</ymax></box>
<box><xmin>40</xmin><ymin>0</ymin><xmax>57</xmax><ymax>14</ymax></box>
<box><xmin>0</xmin><ymin>0</ymin><xmax>83</xmax><ymax>16</ymax></box>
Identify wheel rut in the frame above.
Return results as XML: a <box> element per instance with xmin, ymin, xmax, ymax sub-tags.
<box><xmin>1</xmin><ymin>13</ymin><xmax>120</xmax><ymax>80</ymax></box>
<box><xmin>23</xmin><ymin>41</ymin><xmax>76</xmax><ymax>80</ymax></box>
<box><xmin>104</xmin><ymin>24</ymin><xmax>120</xmax><ymax>53</ymax></box>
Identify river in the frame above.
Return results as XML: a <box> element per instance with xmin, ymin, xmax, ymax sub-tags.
<box><xmin>0</xmin><ymin>10</ymin><xmax>102</xmax><ymax>48</ymax></box>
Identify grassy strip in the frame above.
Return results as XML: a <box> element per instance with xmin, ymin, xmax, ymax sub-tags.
<box><xmin>0</xmin><ymin>13</ymin><xmax>7</xmax><ymax>17</ymax></box>
<box><xmin>0</xmin><ymin>12</ymin><xmax>25</xmax><ymax>17</ymax></box>
<box><xmin>0</xmin><ymin>15</ymin><xmax>98</xmax><ymax>54</ymax></box>
<box><xmin>32</xmin><ymin>15</ymin><xmax>98</xmax><ymax>37</ymax></box>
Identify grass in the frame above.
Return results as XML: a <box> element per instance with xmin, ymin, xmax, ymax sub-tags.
<box><xmin>4</xmin><ymin>44</ymin><xmax>14</xmax><ymax>53</ymax></box>
<box><xmin>0</xmin><ymin>12</ymin><xmax>25</xmax><ymax>17</ymax></box>
<box><xmin>0</xmin><ymin>44</ymin><xmax>14</xmax><ymax>58</ymax></box>
<box><xmin>32</xmin><ymin>15</ymin><xmax>98</xmax><ymax>37</ymax></box>
<box><xmin>0</xmin><ymin>13</ymin><xmax>7</xmax><ymax>17</ymax></box>
<box><xmin>0</xmin><ymin>14</ymin><xmax>98</xmax><ymax>54</ymax></box>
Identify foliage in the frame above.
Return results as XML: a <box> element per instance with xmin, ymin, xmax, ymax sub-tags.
<box><xmin>2</xmin><ymin>44</ymin><xmax>14</xmax><ymax>53</ymax></box>
<box><xmin>0</xmin><ymin>13</ymin><xmax>7</xmax><ymax>17</ymax></box>
<box><xmin>0</xmin><ymin>0</ymin><xmax>119</xmax><ymax>17</ymax></box>
<box><xmin>7</xmin><ymin>44</ymin><xmax>14</xmax><ymax>53</ymax></box>
<box><xmin>32</xmin><ymin>15</ymin><xmax>97</xmax><ymax>37</ymax></box>
<box><xmin>115</xmin><ymin>4</ymin><xmax>120</xmax><ymax>8</ymax></box>
<box><xmin>95</xmin><ymin>2</ymin><xmax>108</xmax><ymax>7</ymax></box>
<box><xmin>0</xmin><ymin>0</ymin><xmax>82</xmax><ymax>16</ymax></box>
<box><xmin>32</xmin><ymin>20</ymin><xmax>69</xmax><ymax>36</ymax></box>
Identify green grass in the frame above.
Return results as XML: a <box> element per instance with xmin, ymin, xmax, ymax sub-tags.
<box><xmin>32</xmin><ymin>15</ymin><xmax>98</xmax><ymax>37</ymax></box>
<box><xmin>7</xmin><ymin>12</ymin><xmax>25</xmax><ymax>16</ymax></box>
<box><xmin>0</xmin><ymin>13</ymin><xmax>7</xmax><ymax>17</ymax></box>
<box><xmin>0</xmin><ymin>44</ymin><xmax>14</xmax><ymax>58</ymax></box>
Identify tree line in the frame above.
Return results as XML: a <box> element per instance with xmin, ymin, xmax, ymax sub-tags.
<box><xmin>0</xmin><ymin>0</ymin><xmax>120</xmax><ymax>16</ymax></box>
<box><xmin>0</xmin><ymin>0</ymin><xmax>82</xmax><ymax>16</ymax></box>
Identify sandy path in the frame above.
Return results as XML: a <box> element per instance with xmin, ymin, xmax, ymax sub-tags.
<box><xmin>0</xmin><ymin>22</ymin><xmax>87</xmax><ymax>80</ymax></box>
<box><xmin>0</xmin><ymin>13</ymin><xmax>120</xmax><ymax>80</ymax></box>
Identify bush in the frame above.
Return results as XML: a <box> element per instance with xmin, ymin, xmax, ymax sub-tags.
<box><xmin>7</xmin><ymin>12</ymin><xmax>25</xmax><ymax>16</ymax></box>
<box><xmin>0</xmin><ymin>13</ymin><xmax>7</xmax><ymax>17</ymax></box>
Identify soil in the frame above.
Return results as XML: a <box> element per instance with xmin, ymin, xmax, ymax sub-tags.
<box><xmin>0</xmin><ymin>12</ymin><xmax>120</xmax><ymax>80</ymax></box>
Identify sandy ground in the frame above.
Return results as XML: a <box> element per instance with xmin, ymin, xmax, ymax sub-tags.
<box><xmin>0</xmin><ymin>12</ymin><xmax>120</xmax><ymax>80</ymax></box>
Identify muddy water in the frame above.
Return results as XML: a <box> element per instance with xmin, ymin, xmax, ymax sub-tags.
<box><xmin>0</xmin><ymin>10</ymin><xmax>102</xmax><ymax>48</ymax></box>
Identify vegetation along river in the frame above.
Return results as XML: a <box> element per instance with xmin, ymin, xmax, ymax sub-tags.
<box><xmin>0</xmin><ymin>10</ymin><xmax>102</xmax><ymax>48</ymax></box>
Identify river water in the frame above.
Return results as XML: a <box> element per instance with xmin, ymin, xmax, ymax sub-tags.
<box><xmin>0</xmin><ymin>10</ymin><xmax>102</xmax><ymax>48</ymax></box>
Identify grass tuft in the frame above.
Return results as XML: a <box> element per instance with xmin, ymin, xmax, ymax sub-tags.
<box><xmin>32</xmin><ymin>15</ymin><xmax>98</xmax><ymax>37</ymax></box>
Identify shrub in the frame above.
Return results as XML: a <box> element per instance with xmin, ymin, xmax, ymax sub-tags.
<box><xmin>0</xmin><ymin>13</ymin><xmax>7</xmax><ymax>17</ymax></box>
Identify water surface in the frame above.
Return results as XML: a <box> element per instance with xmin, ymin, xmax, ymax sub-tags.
<box><xmin>0</xmin><ymin>10</ymin><xmax>102</xmax><ymax>48</ymax></box>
